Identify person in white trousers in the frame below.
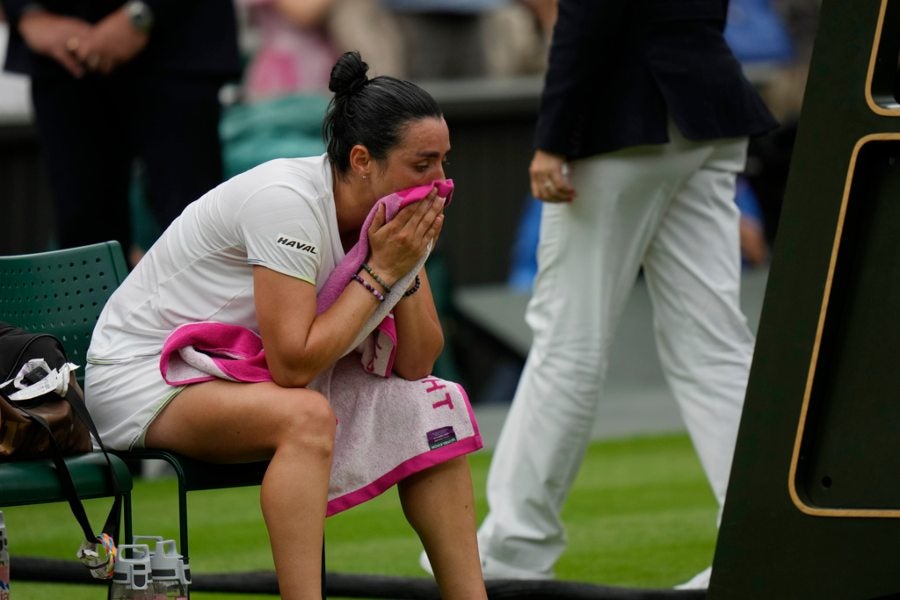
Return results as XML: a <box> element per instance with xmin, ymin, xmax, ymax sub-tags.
<box><xmin>419</xmin><ymin>0</ymin><xmax>778</xmax><ymax>590</ymax></box>
<box><xmin>479</xmin><ymin>127</ymin><xmax>755</xmax><ymax>587</ymax></box>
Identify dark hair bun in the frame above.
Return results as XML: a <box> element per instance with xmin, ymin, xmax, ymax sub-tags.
<box><xmin>329</xmin><ymin>51</ymin><xmax>370</xmax><ymax>97</ymax></box>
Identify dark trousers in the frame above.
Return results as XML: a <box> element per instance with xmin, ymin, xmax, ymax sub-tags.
<box><xmin>31</xmin><ymin>70</ymin><xmax>225</xmax><ymax>255</ymax></box>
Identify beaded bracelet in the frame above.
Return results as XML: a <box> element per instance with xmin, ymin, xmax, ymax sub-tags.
<box><xmin>403</xmin><ymin>275</ymin><xmax>421</xmax><ymax>298</ymax></box>
<box><xmin>351</xmin><ymin>273</ymin><xmax>385</xmax><ymax>302</ymax></box>
<box><xmin>361</xmin><ymin>263</ymin><xmax>392</xmax><ymax>293</ymax></box>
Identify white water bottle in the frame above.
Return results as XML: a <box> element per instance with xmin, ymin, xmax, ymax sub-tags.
<box><xmin>0</xmin><ymin>512</ymin><xmax>10</xmax><ymax>600</ymax></box>
<box><xmin>109</xmin><ymin>544</ymin><xmax>153</xmax><ymax>600</ymax></box>
<box><xmin>148</xmin><ymin>540</ymin><xmax>189</xmax><ymax>600</ymax></box>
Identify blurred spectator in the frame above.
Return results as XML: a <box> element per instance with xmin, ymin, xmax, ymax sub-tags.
<box><xmin>743</xmin><ymin>0</ymin><xmax>821</xmax><ymax>246</ymax></box>
<box><xmin>0</xmin><ymin>1</ymin><xmax>241</xmax><ymax>264</ymax></box>
<box><xmin>765</xmin><ymin>0</ymin><xmax>820</xmax><ymax>120</ymax></box>
<box><xmin>327</xmin><ymin>0</ymin><xmax>555</xmax><ymax>79</ymax></box>
<box><xmin>237</xmin><ymin>0</ymin><xmax>338</xmax><ymax>102</ymax></box>
<box><xmin>724</xmin><ymin>0</ymin><xmax>795</xmax><ymax>68</ymax></box>
<box><xmin>722</xmin><ymin>0</ymin><xmax>796</xmax><ymax>263</ymax></box>
<box><xmin>224</xmin><ymin>0</ymin><xmax>334</xmax><ymax>181</ymax></box>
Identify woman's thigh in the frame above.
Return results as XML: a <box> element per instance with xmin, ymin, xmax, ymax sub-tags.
<box><xmin>145</xmin><ymin>379</ymin><xmax>334</xmax><ymax>463</ymax></box>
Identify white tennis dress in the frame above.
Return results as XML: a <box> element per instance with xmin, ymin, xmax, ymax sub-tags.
<box><xmin>84</xmin><ymin>154</ymin><xmax>482</xmax><ymax>514</ymax></box>
<box><xmin>86</xmin><ymin>154</ymin><xmax>343</xmax><ymax>449</ymax></box>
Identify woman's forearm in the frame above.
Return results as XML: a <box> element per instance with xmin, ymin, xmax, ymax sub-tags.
<box><xmin>256</xmin><ymin>266</ymin><xmax>382</xmax><ymax>387</ymax></box>
<box><xmin>390</xmin><ymin>271</ymin><xmax>444</xmax><ymax>379</ymax></box>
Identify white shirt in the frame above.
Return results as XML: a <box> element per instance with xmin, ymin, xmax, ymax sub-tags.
<box><xmin>0</xmin><ymin>24</ymin><xmax>33</xmax><ymax>124</ymax></box>
<box><xmin>88</xmin><ymin>154</ymin><xmax>344</xmax><ymax>362</ymax></box>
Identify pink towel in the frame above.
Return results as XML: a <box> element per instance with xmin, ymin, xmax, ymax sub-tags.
<box><xmin>158</xmin><ymin>321</ymin><xmax>481</xmax><ymax>516</ymax></box>
<box><xmin>317</xmin><ymin>179</ymin><xmax>454</xmax><ymax>310</ymax></box>
<box><xmin>317</xmin><ymin>179</ymin><xmax>454</xmax><ymax>377</ymax></box>
<box><xmin>318</xmin><ymin>355</ymin><xmax>480</xmax><ymax>517</ymax></box>
<box><xmin>159</xmin><ymin>322</ymin><xmax>271</xmax><ymax>385</ymax></box>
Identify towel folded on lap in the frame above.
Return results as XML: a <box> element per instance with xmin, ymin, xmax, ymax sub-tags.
<box><xmin>160</xmin><ymin>321</ymin><xmax>481</xmax><ymax>515</ymax></box>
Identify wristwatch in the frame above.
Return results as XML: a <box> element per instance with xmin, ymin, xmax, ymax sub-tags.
<box><xmin>125</xmin><ymin>0</ymin><xmax>154</xmax><ymax>34</ymax></box>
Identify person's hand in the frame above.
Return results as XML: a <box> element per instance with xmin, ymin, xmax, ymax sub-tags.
<box><xmin>16</xmin><ymin>11</ymin><xmax>92</xmax><ymax>78</ymax></box>
<box><xmin>530</xmin><ymin>149</ymin><xmax>576</xmax><ymax>203</ymax></box>
<box><xmin>73</xmin><ymin>7</ymin><xmax>149</xmax><ymax>75</ymax></box>
<box><xmin>520</xmin><ymin>0</ymin><xmax>558</xmax><ymax>38</ymax></box>
<box><xmin>365</xmin><ymin>188</ymin><xmax>446</xmax><ymax>284</ymax></box>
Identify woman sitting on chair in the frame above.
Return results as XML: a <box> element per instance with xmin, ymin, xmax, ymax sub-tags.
<box><xmin>85</xmin><ymin>51</ymin><xmax>487</xmax><ymax>600</ymax></box>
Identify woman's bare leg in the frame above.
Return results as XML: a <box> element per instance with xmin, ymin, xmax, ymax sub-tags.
<box><xmin>145</xmin><ymin>380</ymin><xmax>334</xmax><ymax>600</ymax></box>
<box><xmin>398</xmin><ymin>456</ymin><xmax>487</xmax><ymax>600</ymax></box>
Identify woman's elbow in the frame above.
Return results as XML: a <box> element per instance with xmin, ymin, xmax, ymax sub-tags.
<box><xmin>268</xmin><ymin>360</ymin><xmax>319</xmax><ymax>388</ymax></box>
<box><xmin>394</xmin><ymin>339</ymin><xmax>444</xmax><ymax>380</ymax></box>
<box><xmin>270</xmin><ymin>370</ymin><xmax>312</xmax><ymax>388</ymax></box>
<box><xmin>393</xmin><ymin>363</ymin><xmax>433</xmax><ymax>381</ymax></box>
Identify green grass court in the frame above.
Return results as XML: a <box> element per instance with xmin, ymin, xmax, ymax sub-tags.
<box><xmin>4</xmin><ymin>433</ymin><xmax>717</xmax><ymax>598</ymax></box>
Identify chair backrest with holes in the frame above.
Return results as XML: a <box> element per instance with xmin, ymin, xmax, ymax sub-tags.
<box><xmin>0</xmin><ymin>242</ymin><xmax>129</xmax><ymax>386</ymax></box>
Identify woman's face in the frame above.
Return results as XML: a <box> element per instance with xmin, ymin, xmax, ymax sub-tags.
<box><xmin>370</xmin><ymin>117</ymin><xmax>451</xmax><ymax>197</ymax></box>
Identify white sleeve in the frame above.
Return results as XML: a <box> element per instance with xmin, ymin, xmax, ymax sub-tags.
<box><xmin>238</xmin><ymin>183</ymin><xmax>325</xmax><ymax>285</ymax></box>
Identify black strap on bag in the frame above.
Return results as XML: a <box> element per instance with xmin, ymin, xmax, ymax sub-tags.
<box><xmin>23</xmin><ymin>383</ymin><xmax>121</xmax><ymax>534</ymax></box>
<box><xmin>0</xmin><ymin>326</ymin><xmax>123</xmax><ymax>579</ymax></box>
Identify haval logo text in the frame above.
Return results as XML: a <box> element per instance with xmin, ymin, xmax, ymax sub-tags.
<box><xmin>275</xmin><ymin>234</ymin><xmax>317</xmax><ymax>255</ymax></box>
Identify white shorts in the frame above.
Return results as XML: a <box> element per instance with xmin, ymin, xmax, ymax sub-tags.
<box><xmin>85</xmin><ymin>356</ymin><xmax>185</xmax><ymax>450</ymax></box>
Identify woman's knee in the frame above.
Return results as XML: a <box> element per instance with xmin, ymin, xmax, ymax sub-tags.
<box><xmin>273</xmin><ymin>389</ymin><xmax>336</xmax><ymax>457</ymax></box>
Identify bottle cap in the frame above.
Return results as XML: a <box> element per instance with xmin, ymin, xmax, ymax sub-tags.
<box><xmin>132</xmin><ymin>535</ymin><xmax>164</xmax><ymax>548</ymax></box>
<box><xmin>112</xmin><ymin>544</ymin><xmax>152</xmax><ymax>590</ymax></box>
<box><xmin>149</xmin><ymin>540</ymin><xmax>190</xmax><ymax>585</ymax></box>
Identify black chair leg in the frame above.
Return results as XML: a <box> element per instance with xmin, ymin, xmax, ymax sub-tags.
<box><xmin>322</xmin><ymin>540</ymin><xmax>327</xmax><ymax>599</ymax></box>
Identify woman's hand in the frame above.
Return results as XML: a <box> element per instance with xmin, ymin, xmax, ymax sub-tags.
<box><xmin>365</xmin><ymin>188</ymin><xmax>446</xmax><ymax>285</ymax></box>
<box><xmin>363</xmin><ymin>188</ymin><xmax>448</xmax><ymax>379</ymax></box>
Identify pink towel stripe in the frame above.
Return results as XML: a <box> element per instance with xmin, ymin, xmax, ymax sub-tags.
<box><xmin>327</xmin><ymin>435</ymin><xmax>483</xmax><ymax>516</ymax></box>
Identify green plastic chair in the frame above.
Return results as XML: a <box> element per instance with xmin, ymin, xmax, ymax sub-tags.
<box><xmin>0</xmin><ymin>242</ymin><xmax>134</xmax><ymax>554</ymax></box>
<box><xmin>0</xmin><ymin>241</ymin><xmax>323</xmax><ymax>597</ymax></box>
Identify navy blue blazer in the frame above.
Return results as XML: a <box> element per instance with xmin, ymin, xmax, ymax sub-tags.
<box><xmin>1</xmin><ymin>0</ymin><xmax>241</xmax><ymax>79</ymax></box>
<box><xmin>536</xmin><ymin>0</ymin><xmax>778</xmax><ymax>159</ymax></box>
